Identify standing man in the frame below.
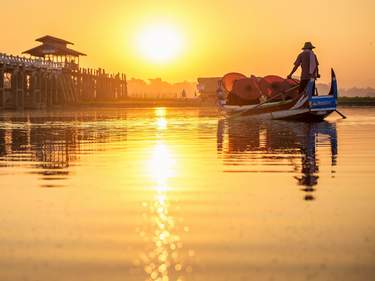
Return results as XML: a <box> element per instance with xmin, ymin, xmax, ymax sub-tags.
<box><xmin>287</xmin><ymin>42</ymin><xmax>320</xmax><ymax>94</ymax></box>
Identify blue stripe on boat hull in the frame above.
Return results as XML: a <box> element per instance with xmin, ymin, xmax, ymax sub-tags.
<box><xmin>309</xmin><ymin>96</ymin><xmax>336</xmax><ymax>111</ymax></box>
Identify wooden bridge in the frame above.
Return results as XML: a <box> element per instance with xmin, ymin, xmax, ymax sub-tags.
<box><xmin>0</xmin><ymin>36</ymin><xmax>127</xmax><ymax>110</ymax></box>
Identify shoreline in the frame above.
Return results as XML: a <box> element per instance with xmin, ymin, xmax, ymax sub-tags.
<box><xmin>337</xmin><ymin>97</ymin><xmax>375</xmax><ymax>106</ymax></box>
<box><xmin>78</xmin><ymin>97</ymin><xmax>375</xmax><ymax>108</ymax></box>
<box><xmin>78</xmin><ymin>98</ymin><xmax>206</xmax><ymax>108</ymax></box>
<box><xmin>1</xmin><ymin>97</ymin><xmax>375</xmax><ymax>112</ymax></box>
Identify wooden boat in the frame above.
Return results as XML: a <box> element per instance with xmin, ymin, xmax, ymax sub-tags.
<box><xmin>219</xmin><ymin>69</ymin><xmax>338</xmax><ymax>122</ymax></box>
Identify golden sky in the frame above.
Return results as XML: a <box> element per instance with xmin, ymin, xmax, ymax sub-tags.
<box><xmin>1</xmin><ymin>0</ymin><xmax>374</xmax><ymax>87</ymax></box>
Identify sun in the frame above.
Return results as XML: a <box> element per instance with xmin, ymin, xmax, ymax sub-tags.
<box><xmin>136</xmin><ymin>24</ymin><xmax>183</xmax><ymax>63</ymax></box>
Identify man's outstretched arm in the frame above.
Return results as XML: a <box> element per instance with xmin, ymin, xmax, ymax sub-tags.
<box><xmin>287</xmin><ymin>65</ymin><xmax>299</xmax><ymax>79</ymax></box>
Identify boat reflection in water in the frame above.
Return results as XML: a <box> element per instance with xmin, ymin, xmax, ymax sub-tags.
<box><xmin>217</xmin><ymin>119</ymin><xmax>338</xmax><ymax>200</ymax></box>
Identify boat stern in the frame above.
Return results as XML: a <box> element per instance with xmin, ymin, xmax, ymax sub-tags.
<box><xmin>307</xmin><ymin>69</ymin><xmax>338</xmax><ymax>114</ymax></box>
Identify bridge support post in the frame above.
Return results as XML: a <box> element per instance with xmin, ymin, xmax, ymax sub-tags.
<box><xmin>17</xmin><ymin>67</ymin><xmax>25</xmax><ymax>110</ymax></box>
<box><xmin>40</xmin><ymin>70</ymin><xmax>47</xmax><ymax>109</ymax></box>
<box><xmin>46</xmin><ymin>72</ymin><xmax>52</xmax><ymax>108</ymax></box>
<box><xmin>34</xmin><ymin>69</ymin><xmax>42</xmax><ymax>109</ymax></box>
<box><xmin>0</xmin><ymin>65</ymin><xmax>4</xmax><ymax>110</ymax></box>
<box><xmin>11</xmin><ymin>68</ymin><xmax>17</xmax><ymax>110</ymax></box>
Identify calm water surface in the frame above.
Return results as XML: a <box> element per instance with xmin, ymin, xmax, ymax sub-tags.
<box><xmin>0</xmin><ymin>107</ymin><xmax>374</xmax><ymax>281</ymax></box>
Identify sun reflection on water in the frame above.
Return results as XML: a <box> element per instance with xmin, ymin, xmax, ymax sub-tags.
<box><xmin>138</xmin><ymin>138</ymin><xmax>191</xmax><ymax>281</ymax></box>
<box><xmin>155</xmin><ymin>108</ymin><xmax>168</xmax><ymax>130</ymax></box>
<box><xmin>148</xmin><ymin>142</ymin><xmax>176</xmax><ymax>189</ymax></box>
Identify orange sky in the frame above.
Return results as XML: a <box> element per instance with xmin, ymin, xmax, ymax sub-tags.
<box><xmin>1</xmin><ymin>0</ymin><xmax>374</xmax><ymax>88</ymax></box>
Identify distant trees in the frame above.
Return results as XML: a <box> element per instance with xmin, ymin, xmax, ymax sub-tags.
<box><xmin>127</xmin><ymin>77</ymin><xmax>197</xmax><ymax>98</ymax></box>
<box><xmin>316</xmin><ymin>83</ymin><xmax>375</xmax><ymax>97</ymax></box>
<box><xmin>339</xmin><ymin>87</ymin><xmax>375</xmax><ymax>97</ymax></box>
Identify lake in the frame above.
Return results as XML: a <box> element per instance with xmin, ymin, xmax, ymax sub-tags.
<box><xmin>0</xmin><ymin>107</ymin><xmax>374</xmax><ymax>281</ymax></box>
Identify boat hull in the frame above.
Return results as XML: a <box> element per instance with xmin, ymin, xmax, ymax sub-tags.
<box><xmin>223</xmin><ymin>107</ymin><xmax>334</xmax><ymax>121</ymax></box>
<box><xmin>273</xmin><ymin>109</ymin><xmax>334</xmax><ymax>121</ymax></box>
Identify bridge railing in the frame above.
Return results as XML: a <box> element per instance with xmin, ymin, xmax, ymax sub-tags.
<box><xmin>0</xmin><ymin>53</ymin><xmax>63</xmax><ymax>70</ymax></box>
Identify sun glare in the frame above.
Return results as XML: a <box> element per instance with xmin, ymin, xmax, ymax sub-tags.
<box><xmin>136</xmin><ymin>24</ymin><xmax>183</xmax><ymax>63</ymax></box>
<box><xmin>148</xmin><ymin>142</ymin><xmax>176</xmax><ymax>190</ymax></box>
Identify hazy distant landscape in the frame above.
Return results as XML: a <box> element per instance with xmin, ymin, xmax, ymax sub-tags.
<box><xmin>317</xmin><ymin>83</ymin><xmax>375</xmax><ymax>97</ymax></box>
<box><xmin>127</xmin><ymin>78</ymin><xmax>197</xmax><ymax>98</ymax></box>
<box><xmin>126</xmin><ymin>78</ymin><xmax>375</xmax><ymax>99</ymax></box>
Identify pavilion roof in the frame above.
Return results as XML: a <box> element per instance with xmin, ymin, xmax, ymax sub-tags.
<box><xmin>36</xmin><ymin>35</ymin><xmax>74</xmax><ymax>45</ymax></box>
<box><xmin>23</xmin><ymin>44</ymin><xmax>86</xmax><ymax>57</ymax></box>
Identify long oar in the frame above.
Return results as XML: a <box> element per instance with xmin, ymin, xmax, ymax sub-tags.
<box><xmin>228</xmin><ymin>84</ymin><xmax>300</xmax><ymax>119</ymax></box>
<box><xmin>253</xmin><ymin>84</ymin><xmax>300</xmax><ymax>109</ymax></box>
<box><xmin>335</xmin><ymin>109</ymin><xmax>347</xmax><ymax>119</ymax></box>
